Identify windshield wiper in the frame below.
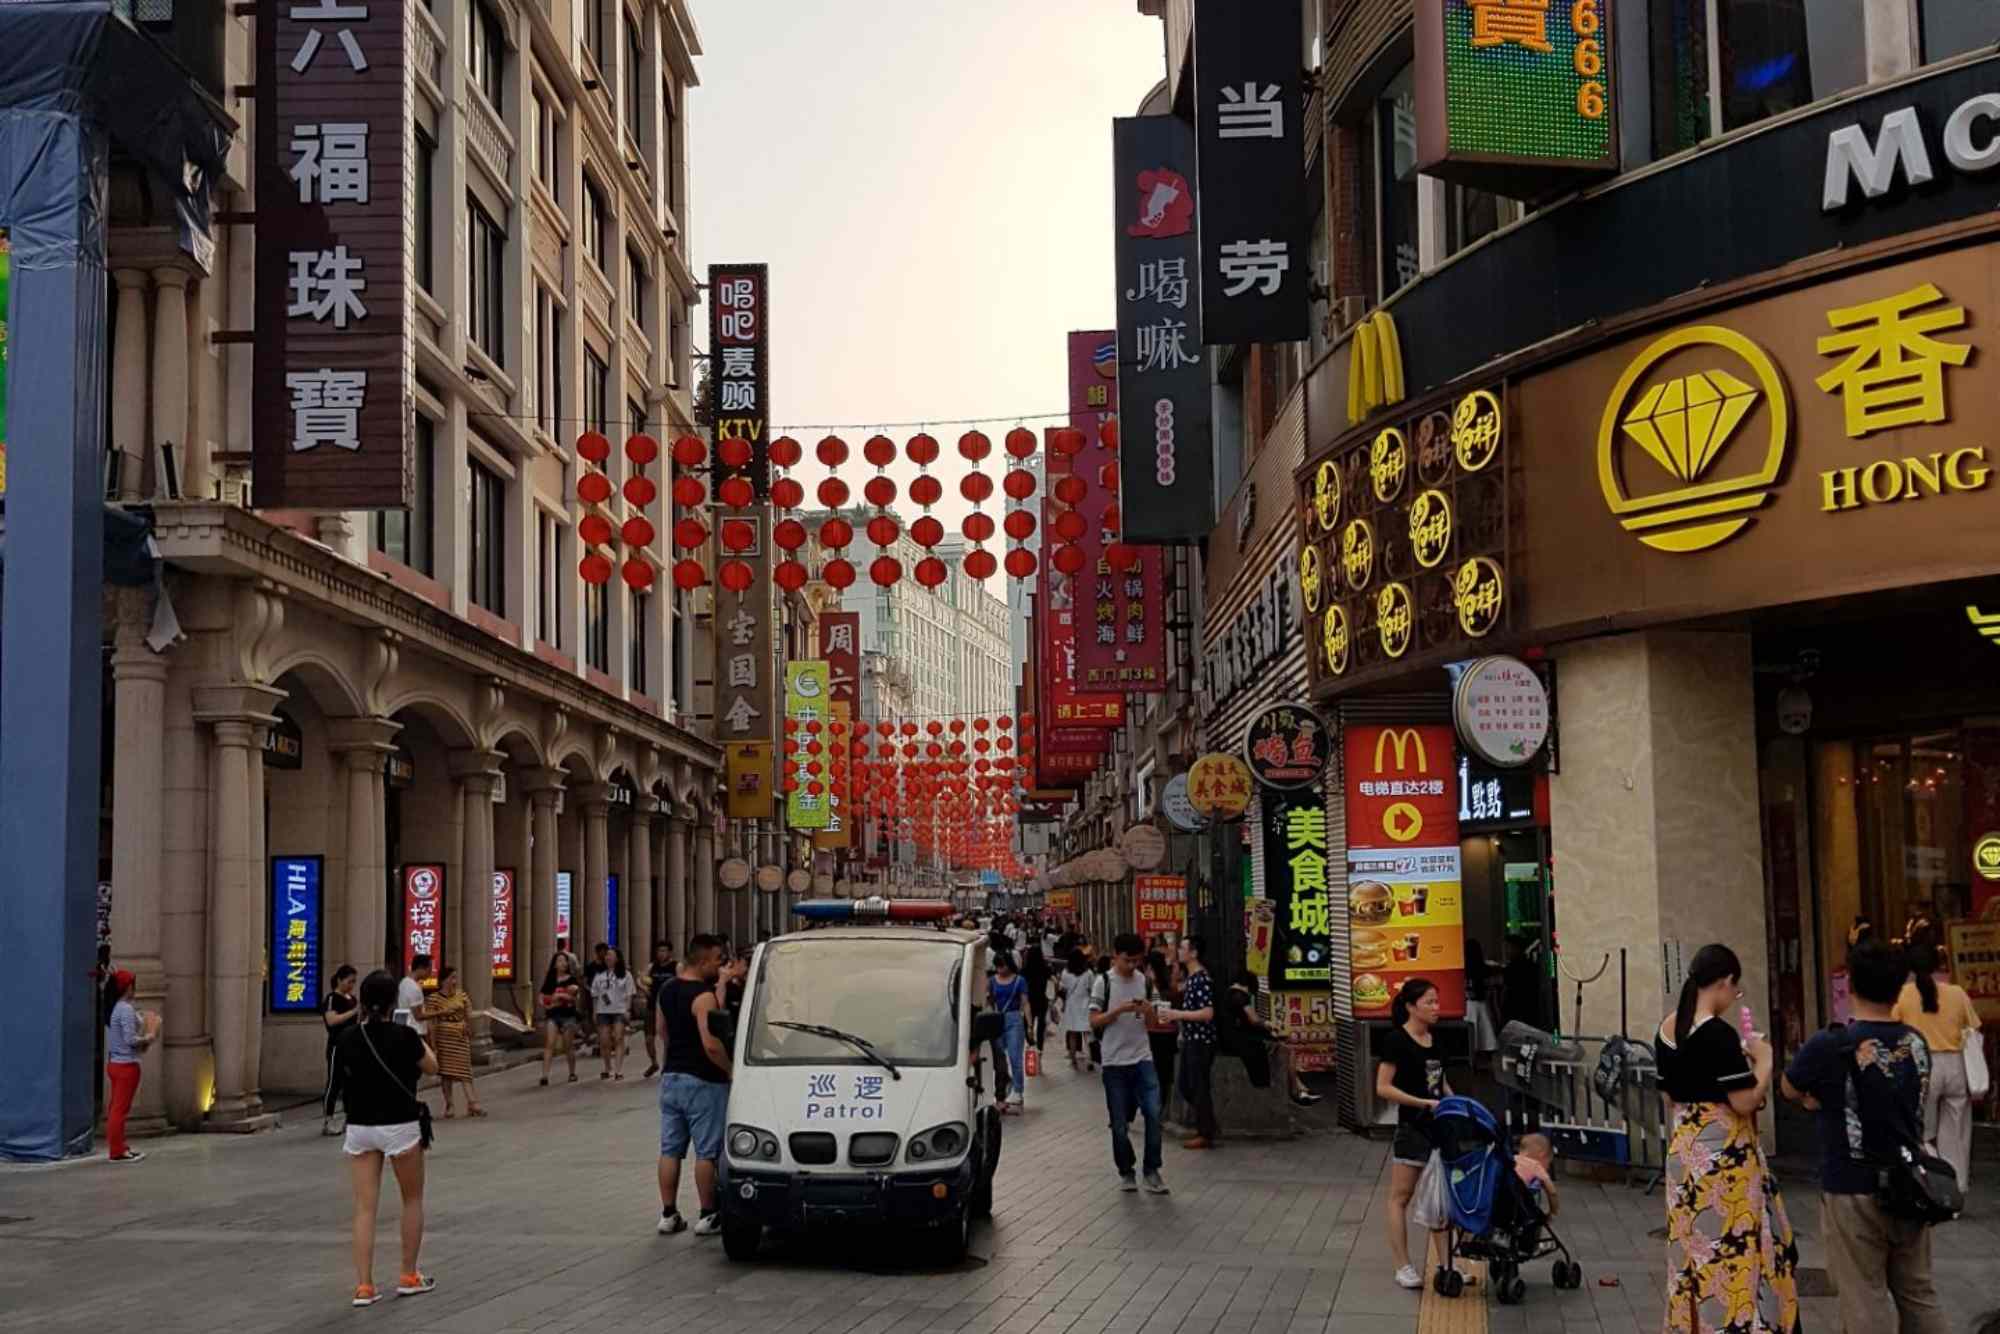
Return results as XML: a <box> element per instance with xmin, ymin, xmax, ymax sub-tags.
<box><xmin>768</xmin><ymin>1021</ymin><xmax>903</xmax><ymax>1080</ymax></box>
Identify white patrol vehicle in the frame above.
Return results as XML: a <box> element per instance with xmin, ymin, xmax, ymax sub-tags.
<box><xmin>715</xmin><ymin>898</ymin><xmax>1005</xmax><ymax>1262</ymax></box>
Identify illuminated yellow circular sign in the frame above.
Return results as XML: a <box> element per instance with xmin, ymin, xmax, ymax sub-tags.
<box><xmin>1597</xmin><ymin>325</ymin><xmax>1790</xmax><ymax>554</ymax></box>
<box><xmin>1377</xmin><ymin>582</ymin><xmax>1414</xmax><ymax>659</ymax></box>
<box><xmin>1976</xmin><ymin>832</ymin><xmax>2000</xmax><ymax>882</ymax></box>
<box><xmin>1299</xmin><ymin>545</ymin><xmax>1323</xmax><ymax>613</ymax></box>
<box><xmin>1341</xmin><ymin>517</ymin><xmax>1374</xmax><ymax>590</ymax></box>
<box><xmin>1454</xmin><ymin>556</ymin><xmax>1505</xmax><ymax>637</ymax></box>
<box><xmin>1409</xmin><ymin>489</ymin><xmax>1453</xmax><ymax>569</ymax></box>
<box><xmin>1371</xmin><ymin>428</ymin><xmax>1408</xmax><ymax>503</ymax></box>
<box><xmin>1452</xmin><ymin>389</ymin><xmax>1503</xmax><ymax>472</ymax></box>
<box><xmin>1323</xmin><ymin>605</ymin><xmax>1349</xmax><ymax>676</ymax></box>
<box><xmin>1313</xmin><ymin>460</ymin><xmax>1341</xmax><ymax>531</ymax></box>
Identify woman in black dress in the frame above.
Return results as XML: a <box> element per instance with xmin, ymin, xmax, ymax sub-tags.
<box><xmin>1376</xmin><ymin>977</ymin><xmax>1448</xmax><ymax>1291</ymax></box>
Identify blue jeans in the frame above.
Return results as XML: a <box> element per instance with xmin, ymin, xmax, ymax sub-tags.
<box><xmin>659</xmin><ymin>1072</ymin><xmax>728</xmax><ymax>1161</ymax></box>
<box><xmin>1102</xmin><ymin>1059</ymin><xmax>1163</xmax><ymax>1177</ymax></box>
<box><xmin>1001</xmin><ymin>1011</ymin><xmax>1026</xmax><ymax>1099</ymax></box>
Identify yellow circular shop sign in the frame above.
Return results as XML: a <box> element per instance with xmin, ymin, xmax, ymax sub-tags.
<box><xmin>1323</xmin><ymin>604</ymin><xmax>1349</xmax><ymax>675</ymax></box>
<box><xmin>1409</xmin><ymin>489</ymin><xmax>1453</xmax><ymax>568</ymax></box>
<box><xmin>1342</xmin><ymin>517</ymin><xmax>1374</xmax><ymax>590</ymax></box>
<box><xmin>1371</xmin><ymin>428</ymin><xmax>1408</xmax><ymax>503</ymax></box>
<box><xmin>1597</xmin><ymin>324</ymin><xmax>1791</xmax><ymax>554</ymax></box>
<box><xmin>1454</xmin><ymin>556</ymin><xmax>1505</xmax><ymax>637</ymax></box>
<box><xmin>1976</xmin><ymin>832</ymin><xmax>2000</xmax><ymax>882</ymax></box>
<box><xmin>1377</xmin><ymin>582</ymin><xmax>1414</xmax><ymax>658</ymax></box>
<box><xmin>1313</xmin><ymin>459</ymin><xmax>1341</xmax><ymax>531</ymax></box>
<box><xmin>1323</xmin><ymin>605</ymin><xmax>1350</xmax><ymax>675</ymax></box>
<box><xmin>1452</xmin><ymin>389</ymin><xmax>1503</xmax><ymax>472</ymax></box>
<box><xmin>1300</xmin><ymin>544</ymin><xmax>1324</xmax><ymax>613</ymax></box>
<box><xmin>1187</xmin><ymin>752</ymin><xmax>1254</xmax><ymax>821</ymax></box>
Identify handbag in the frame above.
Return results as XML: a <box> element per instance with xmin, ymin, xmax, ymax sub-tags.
<box><xmin>1964</xmin><ymin>1028</ymin><xmax>1991</xmax><ymax>1101</ymax></box>
<box><xmin>360</xmin><ymin>1022</ymin><xmax>434</xmax><ymax>1150</ymax></box>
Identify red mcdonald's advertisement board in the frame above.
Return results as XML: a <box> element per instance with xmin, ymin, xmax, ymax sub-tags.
<box><xmin>1342</xmin><ymin>726</ymin><xmax>1466</xmax><ymax>1021</ymax></box>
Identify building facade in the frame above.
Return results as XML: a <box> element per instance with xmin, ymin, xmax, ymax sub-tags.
<box><xmin>61</xmin><ymin>0</ymin><xmax>726</xmax><ymax>1140</ymax></box>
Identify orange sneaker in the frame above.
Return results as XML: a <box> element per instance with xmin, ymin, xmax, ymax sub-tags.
<box><xmin>352</xmin><ymin>1285</ymin><xmax>382</xmax><ymax>1307</ymax></box>
<box><xmin>396</xmin><ymin>1272</ymin><xmax>436</xmax><ymax>1297</ymax></box>
<box><xmin>1181</xmin><ymin>1136</ymin><xmax>1212</xmax><ymax>1150</ymax></box>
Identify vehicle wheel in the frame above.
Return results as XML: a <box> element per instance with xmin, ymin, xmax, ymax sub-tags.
<box><xmin>970</xmin><ymin>1158</ymin><xmax>994</xmax><ymax>1219</ymax></box>
<box><xmin>1505</xmin><ymin>1277</ymin><xmax>1527</xmax><ymax>1304</ymax></box>
<box><xmin>984</xmin><ymin>1104</ymin><xmax>1003</xmax><ymax>1177</ymax></box>
<box><xmin>1443</xmin><ymin>1269</ymin><xmax>1466</xmax><ymax>1299</ymax></box>
<box><xmin>721</xmin><ymin>1218</ymin><xmax>762</xmax><ymax>1262</ymax></box>
<box><xmin>1557</xmin><ymin>1260</ymin><xmax>1583</xmax><ymax>1289</ymax></box>
<box><xmin>1432</xmin><ymin>1267</ymin><xmax>1452</xmax><ymax>1296</ymax></box>
<box><xmin>930</xmin><ymin>1205</ymin><xmax>971</xmax><ymax>1265</ymax></box>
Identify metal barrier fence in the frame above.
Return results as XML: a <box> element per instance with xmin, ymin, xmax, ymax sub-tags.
<box><xmin>1495</xmin><ymin>1029</ymin><xmax>1668</xmax><ymax>1186</ymax></box>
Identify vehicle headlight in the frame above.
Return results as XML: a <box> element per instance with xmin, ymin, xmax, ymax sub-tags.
<box><xmin>906</xmin><ymin>1121</ymin><xmax>970</xmax><ymax>1164</ymax></box>
<box><xmin>727</xmin><ymin>1124</ymin><xmax>780</xmax><ymax>1162</ymax></box>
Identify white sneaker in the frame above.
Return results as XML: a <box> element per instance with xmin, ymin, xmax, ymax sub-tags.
<box><xmin>1118</xmin><ymin>1173</ymin><xmax>1138</xmax><ymax>1192</ymax></box>
<box><xmin>692</xmin><ymin>1211</ymin><xmax>723</xmax><ymax>1236</ymax></box>
<box><xmin>1143</xmin><ymin>1172</ymin><xmax>1169</xmax><ymax>1194</ymax></box>
<box><xmin>1394</xmin><ymin>1265</ymin><xmax>1424</xmax><ymax>1290</ymax></box>
<box><xmin>656</xmin><ymin>1210</ymin><xmax>686</xmax><ymax>1235</ymax></box>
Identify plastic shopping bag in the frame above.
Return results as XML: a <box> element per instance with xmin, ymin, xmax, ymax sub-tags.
<box><xmin>1410</xmin><ymin>1151</ymin><xmax>1450</xmax><ymax>1233</ymax></box>
<box><xmin>1966</xmin><ymin>1028</ymin><xmax>1991</xmax><ymax>1101</ymax></box>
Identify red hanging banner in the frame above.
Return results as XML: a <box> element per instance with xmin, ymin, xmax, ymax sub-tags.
<box><xmin>1067</xmin><ymin>331</ymin><xmax>1166</xmax><ymax>692</ymax></box>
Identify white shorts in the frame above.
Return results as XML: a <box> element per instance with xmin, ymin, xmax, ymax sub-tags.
<box><xmin>343</xmin><ymin>1121</ymin><xmax>422</xmax><ymax>1158</ymax></box>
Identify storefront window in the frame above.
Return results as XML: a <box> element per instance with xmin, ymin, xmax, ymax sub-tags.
<box><xmin>1374</xmin><ymin>66</ymin><xmax>1419</xmax><ymax>300</ymax></box>
<box><xmin>1718</xmin><ymin>0</ymin><xmax>1813</xmax><ymax>131</ymax></box>
<box><xmin>1445</xmin><ymin>185</ymin><xmax>1515</xmax><ymax>258</ymax></box>
<box><xmin>1923</xmin><ymin>0</ymin><xmax>2000</xmax><ymax>63</ymax></box>
<box><xmin>1649</xmin><ymin>0</ymin><xmax>1864</xmax><ymax>155</ymax></box>
<box><xmin>1848</xmin><ymin>732</ymin><xmax>1969</xmax><ymax>939</ymax></box>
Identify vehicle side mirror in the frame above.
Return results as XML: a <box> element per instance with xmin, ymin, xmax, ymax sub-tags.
<box><xmin>706</xmin><ymin>1008</ymin><xmax>736</xmax><ymax>1045</ymax></box>
<box><xmin>970</xmin><ymin>1011</ymin><xmax>1004</xmax><ymax>1047</ymax></box>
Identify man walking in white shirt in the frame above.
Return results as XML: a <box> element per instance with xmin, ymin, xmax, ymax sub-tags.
<box><xmin>1092</xmin><ymin>932</ymin><xmax>1168</xmax><ymax>1194</ymax></box>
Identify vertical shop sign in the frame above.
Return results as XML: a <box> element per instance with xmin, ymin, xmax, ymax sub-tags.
<box><xmin>269</xmin><ymin>855</ymin><xmax>323</xmax><ymax>1012</ymax></box>
<box><xmin>401</xmin><ymin>863</ymin><xmax>445</xmax><ymax>977</ymax></box>
<box><xmin>709</xmin><ymin>263</ymin><xmax>775</xmax><ymax>779</ymax></box>
<box><xmin>785</xmin><ymin>661</ymin><xmax>832</xmax><ymax>830</ymax></box>
<box><xmin>491</xmin><ymin>869</ymin><xmax>515</xmax><ymax>981</ymax></box>
<box><xmin>1068</xmin><ymin>331</ymin><xmax>1167</xmax><ymax>691</ymax></box>
<box><xmin>1113</xmin><ymin>115</ymin><xmax>1215</xmax><ymax>543</ymax></box>
<box><xmin>821</xmin><ymin>612</ymin><xmax>860</xmax><ymax>707</ymax></box>
<box><xmin>1273</xmin><ymin>990</ymin><xmax>1337</xmax><ymax>1071</ymax></box>
<box><xmin>606</xmin><ymin>873</ymin><xmax>619</xmax><ymax>951</ymax></box>
<box><xmin>725</xmin><ymin>741</ymin><xmax>774</xmax><ymax>821</ymax></box>
<box><xmin>815</xmin><ymin>701</ymin><xmax>851</xmax><ymax>850</ymax></box>
<box><xmin>1263</xmin><ymin>788</ymin><xmax>1331</xmax><ymax>985</ymax></box>
<box><xmin>1343</xmin><ymin>726</ymin><xmax>1466</xmax><ymax>1019</ymax></box>
<box><xmin>254</xmin><ymin>0</ymin><xmax>412</xmax><ymax>508</ymax></box>
<box><xmin>1034</xmin><ymin>478</ymin><xmax>1123</xmax><ymax>737</ymax></box>
<box><xmin>1193</xmin><ymin>0</ymin><xmax>1309</xmax><ymax>345</ymax></box>
<box><xmin>1416</xmin><ymin>0</ymin><xmax>1616</xmax><ymax>181</ymax></box>
<box><xmin>1135</xmin><ymin>872</ymin><xmax>1188</xmax><ymax>943</ymax></box>
<box><xmin>555</xmin><ymin>870</ymin><xmax>573</xmax><ymax>943</ymax></box>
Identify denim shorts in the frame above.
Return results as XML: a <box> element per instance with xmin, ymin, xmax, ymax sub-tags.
<box><xmin>659</xmin><ymin>1072</ymin><xmax>728</xmax><ymax>1161</ymax></box>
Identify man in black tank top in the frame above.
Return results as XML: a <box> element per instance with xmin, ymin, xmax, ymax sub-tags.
<box><xmin>656</xmin><ymin>934</ymin><xmax>732</xmax><ymax>1236</ymax></box>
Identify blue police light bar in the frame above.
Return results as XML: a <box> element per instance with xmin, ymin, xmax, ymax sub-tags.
<box><xmin>791</xmin><ymin>898</ymin><xmax>956</xmax><ymax>924</ymax></box>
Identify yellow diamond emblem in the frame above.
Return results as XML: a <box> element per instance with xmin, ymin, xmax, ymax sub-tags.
<box><xmin>1619</xmin><ymin>369</ymin><xmax>1758</xmax><ymax>483</ymax></box>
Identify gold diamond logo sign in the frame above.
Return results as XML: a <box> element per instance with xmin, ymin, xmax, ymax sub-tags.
<box><xmin>1597</xmin><ymin>325</ymin><xmax>1791</xmax><ymax>554</ymax></box>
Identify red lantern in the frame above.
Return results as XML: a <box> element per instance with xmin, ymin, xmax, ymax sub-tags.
<box><xmin>1106</xmin><ymin>543</ymin><xmax>1140</xmax><ymax>572</ymax></box>
<box><xmin>625</xmin><ymin>433</ymin><xmax>660</xmax><ymax>466</ymax></box>
<box><xmin>1003</xmin><ymin>510</ymin><xmax>1036</xmax><ymax>540</ymax></box>
<box><xmin>577</xmin><ymin>431</ymin><xmax>612</xmax><ymax>463</ymax></box>
<box><xmin>870</xmin><ymin>555</ymin><xmax>902</xmax><ymax>587</ymax></box>
<box><xmin>579</xmin><ymin>513</ymin><xmax>614</xmax><ymax>546</ymax></box>
<box><xmin>1099</xmin><ymin>417</ymin><xmax>1119</xmax><ymax>450</ymax></box>
<box><xmin>770</xmin><ymin>477</ymin><xmax>805</xmax><ymax>509</ymax></box>
<box><xmin>1005</xmin><ymin>426</ymin><xmax>1038</xmax><ymax>459</ymax></box>
<box><xmin>623</xmin><ymin>475</ymin><xmax>658</xmax><ymax>508</ymax></box>
<box><xmin>910</xmin><ymin>476</ymin><xmax>943</xmax><ymax>506</ymax></box>
<box><xmin>959</xmin><ymin>472</ymin><xmax>994</xmax><ymax>503</ymax></box>
<box><xmin>1053</xmin><ymin>544</ymin><xmax>1086</xmax><ymax>575</ymax></box>
<box><xmin>721</xmin><ymin>520</ymin><xmax>756</xmax><ymax>552</ymax></box>
<box><xmin>1053</xmin><ymin>510</ymin><xmax>1086</xmax><ymax>542</ymax></box>
<box><xmin>906</xmin><ymin>433</ymin><xmax>940</xmax><ymax>465</ymax></box>
<box><xmin>863</xmin><ymin>434</ymin><xmax>897</xmax><ymax>468</ymax></box>
<box><xmin>815</xmin><ymin>435</ymin><xmax>849</xmax><ymax>467</ymax></box>
<box><xmin>817</xmin><ymin>477</ymin><xmax>850</xmax><ymax>508</ymax></box>
<box><xmin>672</xmin><ymin>560</ymin><xmax>706</xmax><ymax>591</ymax></box>
<box><xmin>671</xmin><ymin>476</ymin><xmax>705</xmax><ymax>507</ymax></box>
<box><xmin>962</xmin><ymin>513</ymin><xmax>995</xmax><ymax>542</ymax></box>
<box><xmin>1102</xmin><ymin>502</ymin><xmax>1122</xmax><ymax>533</ymax></box>
<box><xmin>774</xmin><ymin>559</ymin><xmax>808</xmax><ymax>591</ymax></box>
<box><xmin>822</xmin><ymin>558</ymin><xmax>856</xmax><ymax>589</ymax></box>
<box><xmin>963</xmin><ymin>548</ymin><xmax>998</xmax><ymax>580</ymax></box>
<box><xmin>673</xmin><ymin>518</ymin><xmax>708</xmax><ymax>549</ymax></box>
<box><xmin>866</xmin><ymin>515</ymin><xmax>900</xmax><ymax>547</ymax></box>
<box><xmin>863</xmin><ymin>475</ymin><xmax>897</xmax><ymax>507</ymax></box>
<box><xmin>769</xmin><ymin>435</ymin><xmax>803</xmax><ymax>468</ymax></box>
<box><xmin>957</xmin><ymin>430</ymin><xmax>991</xmax><ymax>461</ymax></box>
<box><xmin>774</xmin><ymin>519</ymin><xmax>807</xmax><ymax>550</ymax></box>
<box><xmin>670</xmin><ymin>435</ymin><xmax>706</xmax><ymax>467</ymax></box>
<box><xmin>578</xmin><ymin>472</ymin><xmax>613</xmax><ymax>505</ymax></box>
<box><xmin>1051</xmin><ymin>427</ymin><xmax>1086</xmax><ymax>456</ymax></box>
<box><xmin>621</xmin><ymin>557</ymin><xmax>656</xmax><ymax>589</ymax></box>
<box><xmin>719</xmin><ymin>560</ymin><xmax>754</xmax><ymax>592</ymax></box>
<box><xmin>718</xmin><ymin>476</ymin><xmax>754</xmax><ymax>508</ymax></box>
<box><xmin>1053</xmin><ymin>475</ymin><xmax>1088</xmax><ymax>506</ymax></box>
<box><xmin>1004</xmin><ymin>547</ymin><xmax>1037</xmax><ymax>579</ymax></box>
<box><xmin>911</xmin><ymin>515</ymin><xmax>945</xmax><ymax>548</ymax></box>
<box><xmin>914</xmin><ymin>556</ymin><xmax>947</xmax><ymax>587</ymax></box>
<box><xmin>820</xmin><ymin>517</ymin><xmax>854</xmax><ymax>549</ymax></box>
<box><xmin>620</xmin><ymin>516</ymin><xmax>657</xmax><ymax>547</ymax></box>
<box><xmin>717</xmin><ymin>437</ymin><xmax>753</xmax><ymax>469</ymax></box>
<box><xmin>579</xmin><ymin>552</ymin><xmax>613</xmax><ymax>584</ymax></box>
<box><xmin>1002</xmin><ymin>469</ymin><xmax>1037</xmax><ymax>501</ymax></box>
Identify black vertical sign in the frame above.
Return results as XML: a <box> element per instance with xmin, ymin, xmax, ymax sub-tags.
<box><xmin>1263</xmin><ymin>785</ymin><xmax>1330</xmax><ymax>987</ymax></box>
<box><xmin>1113</xmin><ymin>116</ymin><xmax>1215</xmax><ymax>545</ymax></box>
<box><xmin>708</xmin><ymin>263</ymin><xmax>769</xmax><ymax>500</ymax></box>
<box><xmin>1194</xmin><ymin>0</ymin><xmax>1309</xmax><ymax>346</ymax></box>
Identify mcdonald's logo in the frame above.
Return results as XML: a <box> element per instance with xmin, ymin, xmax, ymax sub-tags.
<box><xmin>1372</xmin><ymin>727</ymin><xmax>1428</xmax><ymax>775</ymax></box>
<box><xmin>1347</xmin><ymin>310</ymin><xmax>1406</xmax><ymax>427</ymax></box>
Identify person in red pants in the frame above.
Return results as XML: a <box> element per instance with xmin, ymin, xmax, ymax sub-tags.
<box><xmin>103</xmin><ymin>969</ymin><xmax>155</xmax><ymax>1162</ymax></box>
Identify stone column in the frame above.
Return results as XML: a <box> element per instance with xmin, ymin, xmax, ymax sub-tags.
<box><xmin>450</xmin><ymin>749</ymin><xmax>505</xmax><ymax>1061</ymax></box>
<box><xmin>693</xmin><ymin>822</ymin><xmax>717</xmax><ymax>934</ymax></box>
<box><xmin>192</xmin><ymin>684</ymin><xmax>284</xmax><ymax>1129</ymax></box>
<box><xmin>161</xmin><ymin>654</ymin><xmax>210</xmax><ymax>1128</ymax></box>
<box><xmin>151</xmin><ymin>268</ymin><xmax>190</xmax><ymax>500</ymax></box>
<box><xmin>630</xmin><ymin>802</ymin><xmax>656</xmax><ymax>958</ymax></box>
<box><xmin>328</xmin><ymin>718</ymin><xmax>399</xmax><ymax>979</ymax></box>
<box><xmin>109</xmin><ymin>590</ymin><xmax>169</xmax><ymax>1134</ymax></box>
<box><xmin>110</xmin><ymin>268</ymin><xmax>148</xmax><ymax>500</ymax></box>
<box><xmin>667</xmin><ymin>814</ymin><xmax>691</xmax><ymax>950</ymax></box>
<box><xmin>578</xmin><ymin>783</ymin><xmax>613</xmax><ymax>949</ymax></box>
<box><xmin>1547</xmin><ymin>631</ymin><xmax>1767</xmax><ymax>1105</ymax></box>
<box><xmin>520</xmin><ymin>769</ymin><xmax>565</xmax><ymax>984</ymax></box>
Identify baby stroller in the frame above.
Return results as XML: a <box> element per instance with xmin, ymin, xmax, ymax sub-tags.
<box><xmin>1429</xmin><ymin>1095</ymin><xmax>1584</xmax><ymax>1304</ymax></box>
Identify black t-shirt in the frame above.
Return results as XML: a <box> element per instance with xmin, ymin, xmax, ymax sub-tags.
<box><xmin>1378</xmin><ymin>1024</ymin><xmax>1445</xmax><ymax>1127</ymax></box>
<box><xmin>335</xmin><ymin>1020</ymin><xmax>426</xmax><ymax>1126</ymax></box>
<box><xmin>660</xmin><ymin>976</ymin><xmax>728</xmax><ymax>1083</ymax></box>
<box><xmin>1655</xmin><ymin>1015</ymin><xmax>1755</xmax><ymax>1105</ymax></box>
<box><xmin>321</xmin><ymin>990</ymin><xmax>357</xmax><ymax>1056</ymax></box>
<box><xmin>1785</xmin><ymin>1019</ymin><xmax>1931</xmax><ymax>1195</ymax></box>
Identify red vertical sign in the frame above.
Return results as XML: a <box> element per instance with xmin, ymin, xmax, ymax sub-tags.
<box><xmin>1068</xmin><ymin>331</ymin><xmax>1166</xmax><ymax>692</ymax></box>
<box><xmin>821</xmin><ymin>612</ymin><xmax>860</xmax><ymax>707</ymax></box>
<box><xmin>402</xmin><ymin>864</ymin><xmax>445</xmax><ymax>977</ymax></box>
<box><xmin>491</xmin><ymin>869</ymin><xmax>515</xmax><ymax>981</ymax></box>
<box><xmin>1342</xmin><ymin>727</ymin><xmax>1466</xmax><ymax>1020</ymax></box>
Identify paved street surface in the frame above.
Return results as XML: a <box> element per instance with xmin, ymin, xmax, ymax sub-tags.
<box><xmin>2</xmin><ymin>1051</ymin><xmax>1995</xmax><ymax>1334</ymax></box>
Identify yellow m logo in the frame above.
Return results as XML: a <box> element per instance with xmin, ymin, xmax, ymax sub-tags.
<box><xmin>1372</xmin><ymin>727</ymin><xmax>1427</xmax><ymax>774</ymax></box>
<box><xmin>1347</xmin><ymin>310</ymin><xmax>1407</xmax><ymax>427</ymax></box>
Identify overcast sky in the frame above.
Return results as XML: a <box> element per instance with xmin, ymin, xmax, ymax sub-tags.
<box><xmin>686</xmin><ymin>1</ymin><xmax>1165</xmax><ymax>513</ymax></box>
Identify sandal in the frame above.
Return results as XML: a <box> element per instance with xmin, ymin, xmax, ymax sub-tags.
<box><xmin>442</xmin><ymin>1109</ymin><xmax>456</xmax><ymax>1119</ymax></box>
<box><xmin>468</xmin><ymin>1106</ymin><xmax>488</xmax><ymax>1117</ymax></box>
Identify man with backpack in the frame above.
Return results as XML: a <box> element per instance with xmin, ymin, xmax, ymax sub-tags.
<box><xmin>1782</xmin><ymin>937</ymin><xmax>1950</xmax><ymax>1334</ymax></box>
<box><xmin>1091</xmin><ymin>932</ymin><xmax>1167</xmax><ymax>1193</ymax></box>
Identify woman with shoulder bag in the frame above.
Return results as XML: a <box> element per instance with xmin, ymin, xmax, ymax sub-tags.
<box><xmin>334</xmin><ymin>969</ymin><xmax>440</xmax><ymax>1308</ymax></box>
<box><xmin>1894</xmin><ymin>941</ymin><xmax>1985</xmax><ymax>1189</ymax></box>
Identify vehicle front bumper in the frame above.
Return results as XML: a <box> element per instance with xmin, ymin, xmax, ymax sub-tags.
<box><xmin>718</xmin><ymin>1157</ymin><xmax>975</xmax><ymax>1230</ymax></box>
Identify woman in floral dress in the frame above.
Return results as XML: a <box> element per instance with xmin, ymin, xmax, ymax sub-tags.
<box><xmin>1654</xmin><ymin>943</ymin><xmax>1797</xmax><ymax>1333</ymax></box>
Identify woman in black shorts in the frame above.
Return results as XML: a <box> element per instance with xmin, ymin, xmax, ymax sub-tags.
<box><xmin>1375</xmin><ymin>977</ymin><xmax>1448</xmax><ymax>1291</ymax></box>
<box><xmin>538</xmin><ymin>951</ymin><xmax>582</xmax><ymax>1085</ymax></box>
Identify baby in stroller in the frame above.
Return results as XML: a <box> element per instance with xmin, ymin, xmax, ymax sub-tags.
<box><xmin>1427</xmin><ymin>1096</ymin><xmax>1584</xmax><ymax>1304</ymax></box>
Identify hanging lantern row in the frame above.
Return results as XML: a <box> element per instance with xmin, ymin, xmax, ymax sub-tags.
<box><xmin>576</xmin><ymin>432</ymin><xmax>661</xmax><ymax>590</ymax></box>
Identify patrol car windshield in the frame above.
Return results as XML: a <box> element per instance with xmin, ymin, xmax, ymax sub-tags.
<box><xmin>745</xmin><ymin>937</ymin><xmax>960</xmax><ymax>1067</ymax></box>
